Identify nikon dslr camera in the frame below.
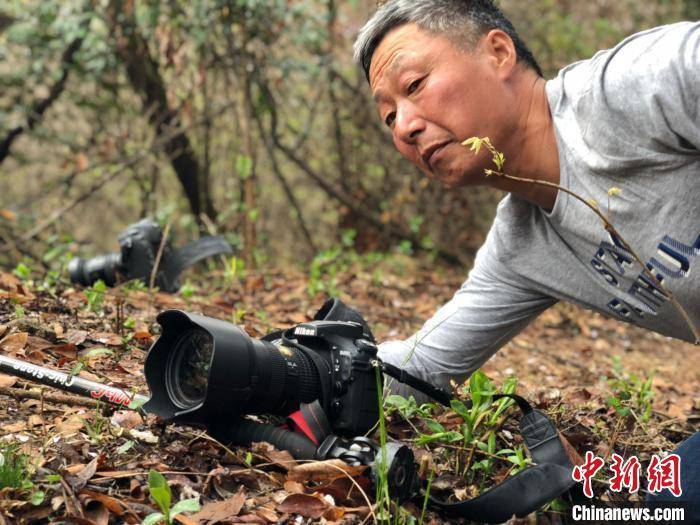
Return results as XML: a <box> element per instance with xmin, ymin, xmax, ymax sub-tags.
<box><xmin>68</xmin><ymin>219</ymin><xmax>231</xmax><ymax>293</ymax></box>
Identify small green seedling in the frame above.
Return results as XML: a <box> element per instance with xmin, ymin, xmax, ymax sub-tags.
<box><xmin>385</xmin><ymin>395</ymin><xmax>437</xmax><ymax>420</ymax></box>
<box><xmin>0</xmin><ymin>443</ymin><xmax>32</xmax><ymax>489</ymax></box>
<box><xmin>85</xmin><ymin>279</ymin><xmax>107</xmax><ymax>312</ymax></box>
<box><xmin>83</xmin><ymin>404</ymin><xmax>109</xmax><ymax>444</ymax></box>
<box><xmin>143</xmin><ymin>470</ymin><xmax>200</xmax><ymax>525</ymax></box>
<box><xmin>12</xmin><ymin>262</ymin><xmax>32</xmax><ymax>281</ymax></box>
<box><xmin>604</xmin><ymin>356</ymin><xmax>654</xmax><ymax>422</ymax></box>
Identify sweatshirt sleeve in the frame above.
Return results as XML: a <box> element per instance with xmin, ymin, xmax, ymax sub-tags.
<box><xmin>377</xmin><ymin>233</ymin><xmax>557</xmax><ymax>401</ymax></box>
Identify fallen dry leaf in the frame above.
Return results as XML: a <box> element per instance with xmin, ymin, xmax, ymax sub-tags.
<box><xmin>323</xmin><ymin>505</ymin><xmax>346</xmax><ymax>521</ymax></box>
<box><xmin>287</xmin><ymin>459</ymin><xmax>367</xmax><ymax>484</ymax></box>
<box><xmin>27</xmin><ymin>414</ymin><xmax>43</xmax><ymax>428</ymax></box>
<box><xmin>0</xmin><ymin>271</ymin><xmax>21</xmax><ymax>290</ymax></box>
<box><xmin>52</xmin><ymin>343</ymin><xmax>78</xmax><ymax>359</ymax></box>
<box><xmin>0</xmin><ymin>373</ymin><xmax>17</xmax><ymax>387</ymax></box>
<box><xmin>174</xmin><ymin>515</ymin><xmax>199</xmax><ymax>525</ymax></box>
<box><xmin>254</xmin><ymin>506</ymin><xmax>279</xmax><ymax>523</ymax></box>
<box><xmin>133</xmin><ymin>331</ymin><xmax>153</xmax><ymax>343</ymax></box>
<box><xmin>191</xmin><ymin>489</ymin><xmax>246</xmax><ymax>523</ymax></box>
<box><xmin>110</xmin><ymin>410</ymin><xmax>143</xmax><ymax>430</ymax></box>
<box><xmin>1</xmin><ymin>420</ymin><xmax>27</xmax><ymax>432</ymax></box>
<box><xmin>225</xmin><ymin>515</ymin><xmax>266</xmax><ymax>524</ymax></box>
<box><xmin>79</xmin><ymin>489</ymin><xmax>134</xmax><ymax>518</ymax></box>
<box><xmin>315</xmin><ymin>475</ymin><xmax>371</xmax><ymax>507</ymax></box>
<box><xmin>82</xmin><ymin>499</ymin><xmax>110</xmax><ymax>525</ymax></box>
<box><xmin>91</xmin><ymin>331</ymin><xmax>123</xmax><ymax>346</ymax></box>
<box><xmin>253</xmin><ymin>443</ymin><xmax>296</xmax><ymax>471</ymax></box>
<box><xmin>0</xmin><ymin>332</ymin><xmax>28</xmax><ymax>353</ymax></box>
<box><xmin>67</xmin><ymin>456</ymin><xmax>100</xmax><ymax>492</ymax></box>
<box><xmin>25</xmin><ymin>336</ymin><xmax>53</xmax><ymax>354</ymax></box>
<box><xmin>55</xmin><ymin>415</ymin><xmax>84</xmax><ymax>435</ymax></box>
<box><xmin>65</xmin><ymin>329</ymin><xmax>89</xmax><ymax>346</ymax></box>
<box><xmin>277</xmin><ymin>493</ymin><xmax>328</xmax><ymax>519</ymax></box>
<box><xmin>558</xmin><ymin>433</ymin><xmax>583</xmax><ymax>466</ymax></box>
<box><xmin>283</xmin><ymin>481</ymin><xmax>305</xmax><ymax>494</ymax></box>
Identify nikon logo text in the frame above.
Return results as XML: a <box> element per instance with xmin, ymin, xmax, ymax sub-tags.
<box><xmin>294</xmin><ymin>326</ymin><xmax>316</xmax><ymax>336</ymax></box>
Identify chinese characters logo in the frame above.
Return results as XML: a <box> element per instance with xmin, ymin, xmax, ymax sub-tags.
<box><xmin>572</xmin><ymin>451</ymin><xmax>681</xmax><ymax>498</ymax></box>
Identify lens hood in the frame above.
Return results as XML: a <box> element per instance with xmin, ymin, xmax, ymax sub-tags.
<box><xmin>144</xmin><ymin>309</ymin><xmax>257</xmax><ymax>425</ymax></box>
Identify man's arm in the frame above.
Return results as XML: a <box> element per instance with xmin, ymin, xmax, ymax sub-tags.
<box><xmin>379</xmin><ymin>245</ymin><xmax>556</xmax><ymax>400</ymax></box>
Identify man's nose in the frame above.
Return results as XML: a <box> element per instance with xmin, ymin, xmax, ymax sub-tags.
<box><xmin>394</xmin><ymin>103</ymin><xmax>425</xmax><ymax>144</ymax></box>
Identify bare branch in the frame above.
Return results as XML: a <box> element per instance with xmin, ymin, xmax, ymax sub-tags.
<box><xmin>0</xmin><ymin>37</ymin><xmax>85</xmax><ymax>165</ymax></box>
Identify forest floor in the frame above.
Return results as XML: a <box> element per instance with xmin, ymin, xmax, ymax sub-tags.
<box><xmin>0</xmin><ymin>255</ymin><xmax>697</xmax><ymax>524</ymax></box>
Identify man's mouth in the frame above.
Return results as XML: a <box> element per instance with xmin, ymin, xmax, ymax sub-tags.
<box><xmin>421</xmin><ymin>141</ymin><xmax>451</xmax><ymax>170</ymax></box>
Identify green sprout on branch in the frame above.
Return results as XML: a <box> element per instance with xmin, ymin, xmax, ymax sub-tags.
<box><xmin>461</xmin><ymin>136</ymin><xmax>699</xmax><ymax>344</ymax></box>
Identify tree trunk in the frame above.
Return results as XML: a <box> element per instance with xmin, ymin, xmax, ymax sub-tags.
<box><xmin>106</xmin><ymin>0</ymin><xmax>216</xmax><ymax>223</ymax></box>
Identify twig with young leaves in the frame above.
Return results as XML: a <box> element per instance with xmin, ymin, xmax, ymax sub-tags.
<box><xmin>462</xmin><ymin>136</ymin><xmax>699</xmax><ymax>344</ymax></box>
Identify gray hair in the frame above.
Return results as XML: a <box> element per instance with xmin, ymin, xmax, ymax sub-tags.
<box><xmin>353</xmin><ymin>0</ymin><xmax>542</xmax><ymax>81</ymax></box>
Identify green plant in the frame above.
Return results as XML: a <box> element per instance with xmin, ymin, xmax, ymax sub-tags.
<box><xmin>85</xmin><ymin>279</ymin><xmax>107</xmax><ymax>312</ymax></box>
<box><xmin>374</xmin><ymin>367</ymin><xmax>392</xmax><ymax>522</ymax></box>
<box><xmin>419</xmin><ymin>469</ymin><xmax>434</xmax><ymax>525</ymax></box>
<box><xmin>12</xmin><ymin>262</ymin><xmax>32</xmax><ymax>281</ymax></box>
<box><xmin>603</xmin><ymin>356</ymin><xmax>654</xmax><ymax>421</ymax></box>
<box><xmin>13</xmin><ymin>304</ymin><xmax>25</xmax><ymax>318</ymax></box>
<box><xmin>143</xmin><ymin>470</ymin><xmax>200</xmax><ymax>525</ymax></box>
<box><xmin>122</xmin><ymin>279</ymin><xmax>148</xmax><ymax>295</ymax></box>
<box><xmin>224</xmin><ymin>256</ymin><xmax>245</xmax><ymax>286</ymax></box>
<box><xmin>374</xmin><ymin>368</ymin><xmax>417</xmax><ymax>524</ymax></box>
<box><xmin>391</xmin><ymin>371</ymin><xmax>530</xmax><ymax>492</ymax></box>
<box><xmin>38</xmin><ymin>234</ymin><xmax>74</xmax><ymax>293</ymax></box>
<box><xmin>0</xmin><ymin>443</ymin><xmax>33</xmax><ymax>489</ymax></box>
<box><xmin>117</xmin><ymin>440</ymin><xmax>135</xmax><ymax>455</ymax></box>
<box><xmin>307</xmin><ymin>247</ymin><xmax>343</xmax><ymax>297</ymax></box>
<box><xmin>307</xmin><ymin>229</ymin><xmax>368</xmax><ymax>297</ymax></box>
<box><xmin>179</xmin><ymin>280</ymin><xmax>196</xmax><ymax>299</ymax></box>
<box><xmin>83</xmin><ymin>404</ymin><xmax>109</xmax><ymax>444</ymax></box>
<box><xmin>385</xmin><ymin>395</ymin><xmax>437</xmax><ymax>421</ymax></box>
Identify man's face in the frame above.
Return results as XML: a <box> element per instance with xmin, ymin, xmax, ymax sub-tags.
<box><xmin>369</xmin><ymin>24</ymin><xmax>512</xmax><ymax>187</ymax></box>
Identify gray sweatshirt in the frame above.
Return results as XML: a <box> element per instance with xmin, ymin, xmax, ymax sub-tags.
<box><xmin>378</xmin><ymin>22</ymin><xmax>700</xmax><ymax>397</ymax></box>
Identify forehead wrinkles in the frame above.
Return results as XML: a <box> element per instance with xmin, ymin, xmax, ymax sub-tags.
<box><xmin>370</xmin><ymin>46</ymin><xmax>408</xmax><ymax>94</ymax></box>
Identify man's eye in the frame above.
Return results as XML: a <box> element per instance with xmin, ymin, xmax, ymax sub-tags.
<box><xmin>407</xmin><ymin>77</ymin><xmax>423</xmax><ymax>94</ymax></box>
<box><xmin>384</xmin><ymin>112</ymin><xmax>396</xmax><ymax>127</ymax></box>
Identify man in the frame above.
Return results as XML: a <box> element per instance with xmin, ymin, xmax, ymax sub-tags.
<box><xmin>353</xmin><ymin>0</ymin><xmax>699</xmax><ymax>514</ymax></box>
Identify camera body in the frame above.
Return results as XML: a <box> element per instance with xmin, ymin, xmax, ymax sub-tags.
<box><xmin>144</xmin><ymin>310</ymin><xmax>382</xmax><ymax>437</ymax></box>
<box><xmin>69</xmin><ymin>219</ymin><xmax>178</xmax><ymax>291</ymax></box>
<box><xmin>274</xmin><ymin>320</ymin><xmax>380</xmax><ymax>436</ymax></box>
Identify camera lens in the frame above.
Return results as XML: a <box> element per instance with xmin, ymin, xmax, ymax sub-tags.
<box><xmin>166</xmin><ymin>328</ymin><xmax>214</xmax><ymax>409</ymax></box>
<box><xmin>145</xmin><ymin>310</ymin><xmax>330</xmax><ymax>424</ymax></box>
<box><xmin>68</xmin><ymin>252</ymin><xmax>122</xmax><ymax>287</ymax></box>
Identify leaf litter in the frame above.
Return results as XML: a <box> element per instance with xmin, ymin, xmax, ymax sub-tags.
<box><xmin>0</xmin><ymin>259</ymin><xmax>697</xmax><ymax>524</ymax></box>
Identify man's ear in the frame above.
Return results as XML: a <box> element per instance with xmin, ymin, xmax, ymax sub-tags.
<box><xmin>481</xmin><ymin>29</ymin><xmax>517</xmax><ymax>78</ymax></box>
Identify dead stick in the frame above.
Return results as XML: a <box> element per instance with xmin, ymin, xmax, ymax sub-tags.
<box><xmin>0</xmin><ymin>385</ymin><xmax>102</xmax><ymax>408</ymax></box>
<box><xmin>149</xmin><ymin>221</ymin><xmax>171</xmax><ymax>291</ymax></box>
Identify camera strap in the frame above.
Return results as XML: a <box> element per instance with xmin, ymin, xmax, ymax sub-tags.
<box><xmin>378</xmin><ymin>364</ymin><xmax>579</xmax><ymax>521</ymax></box>
<box><xmin>426</xmin><ymin>397</ymin><xmax>578</xmax><ymax>522</ymax></box>
<box><xmin>159</xmin><ymin>235</ymin><xmax>233</xmax><ymax>291</ymax></box>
